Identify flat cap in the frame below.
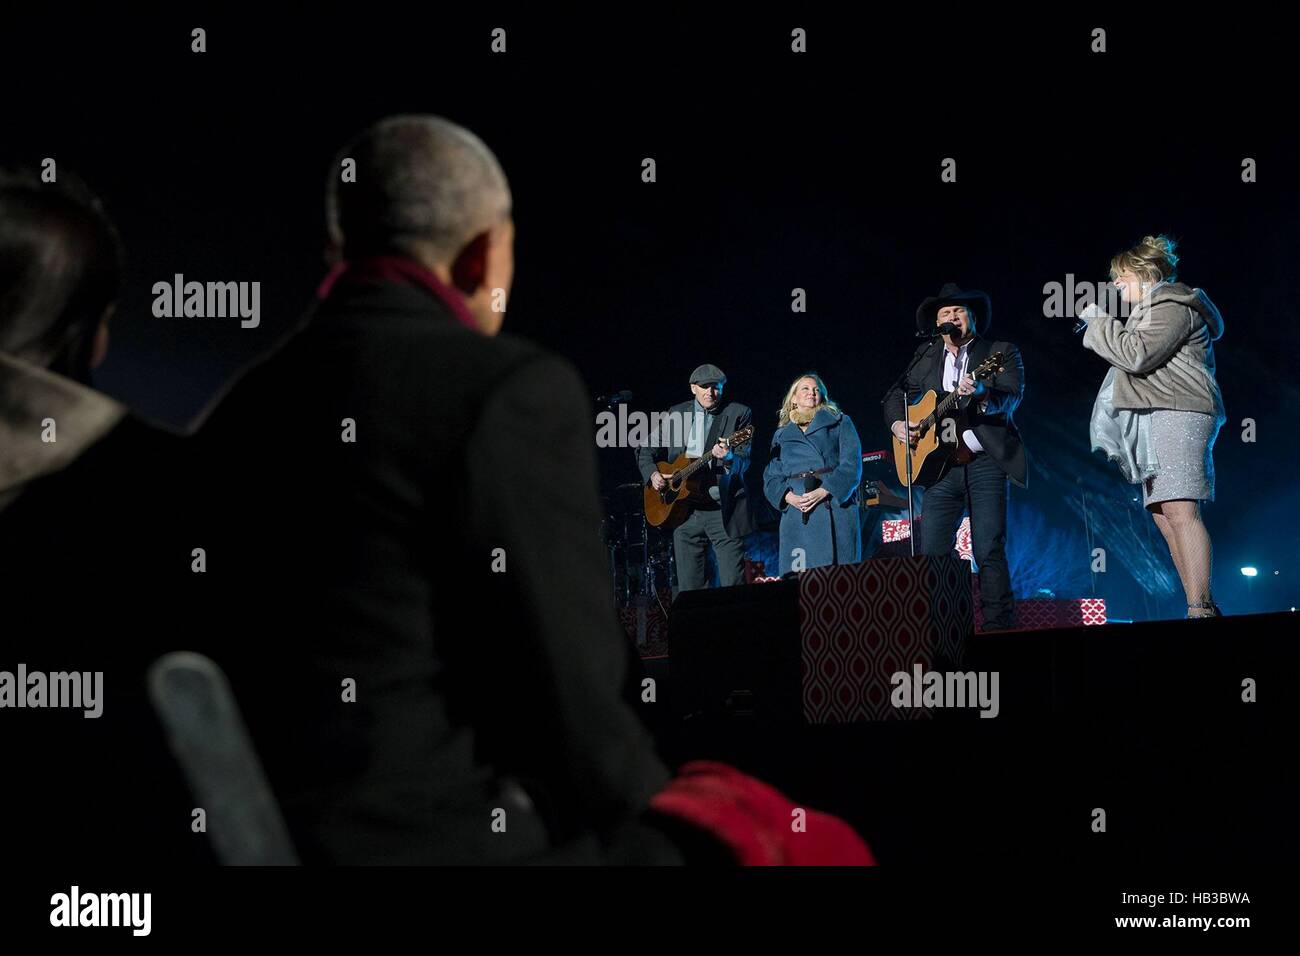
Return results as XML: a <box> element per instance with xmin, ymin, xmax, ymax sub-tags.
<box><xmin>689</xmin><ymin>363</ymin><xmax>726</xmax><ymax>386</ymax></box>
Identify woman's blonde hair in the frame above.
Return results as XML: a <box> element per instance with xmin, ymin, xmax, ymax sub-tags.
<box><xmin>777</xmin><ymin>372</ymin><xmax>841</xmax><ymax>428</ymax></box>
<box><xmin>1110</xmin><ymin>234</ymin><xmax>1179</xmax><ymax>285</ymax></box>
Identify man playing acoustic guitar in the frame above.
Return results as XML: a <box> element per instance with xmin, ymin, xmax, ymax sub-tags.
<box><xmin>636</xmin><ymin>364</ymin><xmax>755</xmax><ymax>592</ymax></box>
<box><xmin>883</xmin><ymin>284</ymin><xmax>1027</xmax><ymax>630</ymax></box>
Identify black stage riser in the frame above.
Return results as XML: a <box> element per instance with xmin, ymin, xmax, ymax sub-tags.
<box><xmin>657</xmin><ymin>582</ymin><xmax>1295</xmax><ymax>865</ymax></box>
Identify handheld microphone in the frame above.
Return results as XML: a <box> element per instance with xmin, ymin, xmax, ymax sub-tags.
<box><xmin>1073</xmin><ymin>304</ymin><xmax>1105</xmax><ymax>335</ymax></box>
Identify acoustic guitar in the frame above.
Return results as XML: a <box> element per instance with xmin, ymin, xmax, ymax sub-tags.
<box><xmin>644</xmin><ymin>425</ymin><xmax>754</xmax><ymax>530</ymax></box>
<box><xmin>891</xmin><ymin>351</ymin><xmax>1005</xmax><ymax>488</ymax></box>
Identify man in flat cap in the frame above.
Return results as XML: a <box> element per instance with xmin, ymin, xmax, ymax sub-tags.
<box><xmin>882</xmin><ymin>283</ymin><xmax>1027</xmax><ymax>630</ymax></box>
<box><xmin>636</xmin><ymin>364</ymin><xmax>755</xmax><ymax>591</ymax></box>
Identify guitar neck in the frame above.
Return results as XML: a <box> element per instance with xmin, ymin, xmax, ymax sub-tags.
<box><xmin>921</xmin><ymin>361</ymin><xmax>997</xmax><ymax>429</ymax></box>
<box><xmin>669</xmin><ymin>427</ymin><xmax>751</xmax><ymax>479</ymax></box>
<box><xmin>923</xmin><ymin>389</ymin><xmax>962</xmax><ymax>429</ymax></box>
<box><xmin>676</xmin><ymin>454</ymin><xmax>714</xmax><ymax>480</ymax></box>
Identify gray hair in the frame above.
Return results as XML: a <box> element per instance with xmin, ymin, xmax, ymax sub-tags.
<box><xmin>326</xmin><ymin>115</ymin><xmax>511</xmax><ymax>262</ymax></box>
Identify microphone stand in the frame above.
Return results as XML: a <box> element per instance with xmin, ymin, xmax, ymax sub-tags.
<box><xmin>882</xmin><ymin>338</ymin><xmax>941</xmax><ymax>557</ymax></box>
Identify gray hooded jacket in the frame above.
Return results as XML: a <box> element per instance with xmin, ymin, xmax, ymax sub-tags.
<box><xmin>1083</xmin><ymin>281</ymin><xmax>1225</xmax><ymax>417</ymax></box>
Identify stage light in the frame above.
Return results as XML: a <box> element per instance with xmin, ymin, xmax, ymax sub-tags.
<box><xmin>1240</xmin><ymin>567</ymin><xmax>1258</xmax><ymax>577</ymax></box>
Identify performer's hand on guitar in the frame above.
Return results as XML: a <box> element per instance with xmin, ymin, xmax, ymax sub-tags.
<box><xmin>891</xmin><ymin>420</ymin><xmax>920</xmax><ymax>447</ymax></box>
<box><xmin>957</xmin><ymin>373</ymin><xmax>987</xmax><ymax>399</ymax></box>
<box><xmin>710</xmin><ymin>440</ymin><xmax>730</xmax><ymax>460</ymax></box>
<box><xmin>649</xmin><ymin>471</ymin><xmax>667</xmax><ymax>491</ymax></box>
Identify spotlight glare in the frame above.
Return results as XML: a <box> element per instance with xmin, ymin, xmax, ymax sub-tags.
<box><xmin>1240</xmin><ymin>567</ymin><xmax>1258</xmax><ymax>577</ymax></box>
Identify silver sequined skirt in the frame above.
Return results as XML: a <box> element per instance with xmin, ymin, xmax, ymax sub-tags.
<box><xmin>1142</xmin><ymin>409</ymin><xmax>1219</xmax><ymax>507</ymax></box>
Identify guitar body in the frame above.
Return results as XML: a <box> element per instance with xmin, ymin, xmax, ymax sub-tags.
<box><xmin>892</xmin><ymin>389</ymin><xmax>950</xmax><ymax>488</ymax></box>
<box><xmin>644</xmin><ymin>455</ymin><xmax>711</xmax><ymax>530</ymax></box>
<box><xmin>891</xmin><ymin>351</ymin><xmax>1006</xmax><ymax>490</ymax></box>
<box><xmin>643</xmin><ymin>424</ymin><xmax>754</xmax><ymax>530</ymax></box>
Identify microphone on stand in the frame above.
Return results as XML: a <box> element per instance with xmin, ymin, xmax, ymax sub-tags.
<box><xmin>917</xmin><ymin>322</ymin><xmax>960</xmax><ymax>339</ymax></box>
<box><xmin>595</xmin><ymin>389</ymin><xmax>634</xmax><ymax>406</ymax></box>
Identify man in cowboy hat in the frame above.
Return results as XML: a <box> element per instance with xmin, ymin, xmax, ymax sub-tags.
<box><xmin>882</xmin><ymin>283</ymin><xmax>1026</xmax><ymax>630</ymax></box>
<box><xmin>635</xmin><ymin>363</ymin><xmax>755</xmax><ymax>591</ymax></box>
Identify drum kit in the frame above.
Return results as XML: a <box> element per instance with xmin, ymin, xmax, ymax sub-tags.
<box><xmin>600</xmin><ymin>481</ymin><xmax>675</xmax><ymax>616</ymax></box>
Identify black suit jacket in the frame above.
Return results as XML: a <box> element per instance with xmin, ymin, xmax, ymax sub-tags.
<box><xmin>882</xmin><ymin>336</ymin><xmax>1028</xmax><ymax>487</ymax></box>
<box><xmin>634</xmin><ymin>398</ymin><xmax>755</xmax><ymax>538</ymax></box>
<box><xmin>190</xmin><ymin>279</ymin><xmax>673</xmax><ymax>864</ymax></box>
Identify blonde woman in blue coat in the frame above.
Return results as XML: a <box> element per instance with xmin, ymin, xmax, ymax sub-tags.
<box><xmin>762</xmin><ymin>373</ymin><xmax>863</xmax><ymax>575</ymax></box>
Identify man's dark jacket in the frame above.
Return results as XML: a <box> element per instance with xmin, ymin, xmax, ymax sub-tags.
<box><xmin>634</xmin><ymin>399</ymin><xmax>756</xmax><ymax>537</ymax></box>
<box><xmin>881</xmin><ymin>336</ymin><xmax>1028</xmax><ymax>487</ymax></box>
<box><xmin>190</xmin><ymin>277</ymin><xmax>675</xmax><ymax>864</ymax></box>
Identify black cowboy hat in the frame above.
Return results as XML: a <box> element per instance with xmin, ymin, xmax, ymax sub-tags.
<box><xmin>915</xmin><ymin>283</ymin><xmax>992</xmax><ymax>336</ymax></box>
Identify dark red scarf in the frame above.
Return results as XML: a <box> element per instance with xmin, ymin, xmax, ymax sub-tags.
<box><xmin>316</xmin><ymin>255</ymin><xmax>482</xmax><ymax>334</ymax></box>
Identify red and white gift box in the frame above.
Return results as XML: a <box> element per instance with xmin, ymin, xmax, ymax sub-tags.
<box><xmin>882</xmin><ymin>517</ymin><xmax>974</xmax><ymax>564</ymax></box>
<box><xmin>970</xmin><ymin>576</ymin><xmax>1107</xmax><ymax>629</ymax></box>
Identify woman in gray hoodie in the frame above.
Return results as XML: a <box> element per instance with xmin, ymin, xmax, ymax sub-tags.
<box><xmin>1081</xmin><ymin>235</ymin><xmax>1226</xmax><ymax>618</ymax></box>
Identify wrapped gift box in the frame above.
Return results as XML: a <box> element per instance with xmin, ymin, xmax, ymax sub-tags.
<box><xmin>881</xmin><ymin>517</ymin><xmax>975</xmax><ymax>564</ymax></box>
<box><xmin>971</xmin><ymin>576</ymin><xmax>1106</xmax><ymax>629</ymax></box>
<box><xmin>798</xmin><ymin>556</ymin><xmax>971</xmax><ymax>722</ymax></box>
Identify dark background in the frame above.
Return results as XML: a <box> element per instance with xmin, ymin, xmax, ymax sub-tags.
<box><xmin>5</xmin><ymin>7</ymin><xmax>1297</xmax><ymax>622</ymax></box>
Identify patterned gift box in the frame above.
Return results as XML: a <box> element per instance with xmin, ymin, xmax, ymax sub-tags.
<box><xmin>970</xmin><ymin>576</ymin><xmax>1107</xmax><ymax>629</ymax></box>
<box><xmin>880</xmin><ymin>518</ymin><xmax>910</xmax><ymax>543</ymax></box>
<box><xmin>882</xmin><ymin>517</ymin><xmax>974</xmax><ymax>563</ymax></box>
<box><xmin>798</xmin><ymin>556</ymin><xmax>971</xmax><ymax>723</ymax></box>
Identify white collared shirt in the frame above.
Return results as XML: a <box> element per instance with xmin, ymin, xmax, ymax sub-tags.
<box><xmin>941</xmin><ymin>342</ymin><xmax>985</xmax><ymax>454</ymax></box>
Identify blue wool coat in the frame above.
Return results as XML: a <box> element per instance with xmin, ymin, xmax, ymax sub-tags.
<box><xmin>762</xmin><ymin>407</ymin><xmax>863</xmax><ymax>575</ymax></box>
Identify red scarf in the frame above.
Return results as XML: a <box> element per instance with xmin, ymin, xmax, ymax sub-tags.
<box><xmin>316</xmin><ymin>255</ymin><xmax>482</xmax><ymax>334</ymax></box>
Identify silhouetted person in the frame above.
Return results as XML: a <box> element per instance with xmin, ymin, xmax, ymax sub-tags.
<box><xmin>0</xmin><ymin>166</ymin><xmax>206</xmax><ymax>864</ymax></box>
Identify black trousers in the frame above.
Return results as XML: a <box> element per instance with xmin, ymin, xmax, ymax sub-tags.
<box><xmin>673</xmin><ymin>506</ymin><xmax>746</xmax><ymax>591</ymax></box>
<box><xmin>919</xmin><ymin>453</ymin><xmax>1015</xmax><ymax>630</ymax></box>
